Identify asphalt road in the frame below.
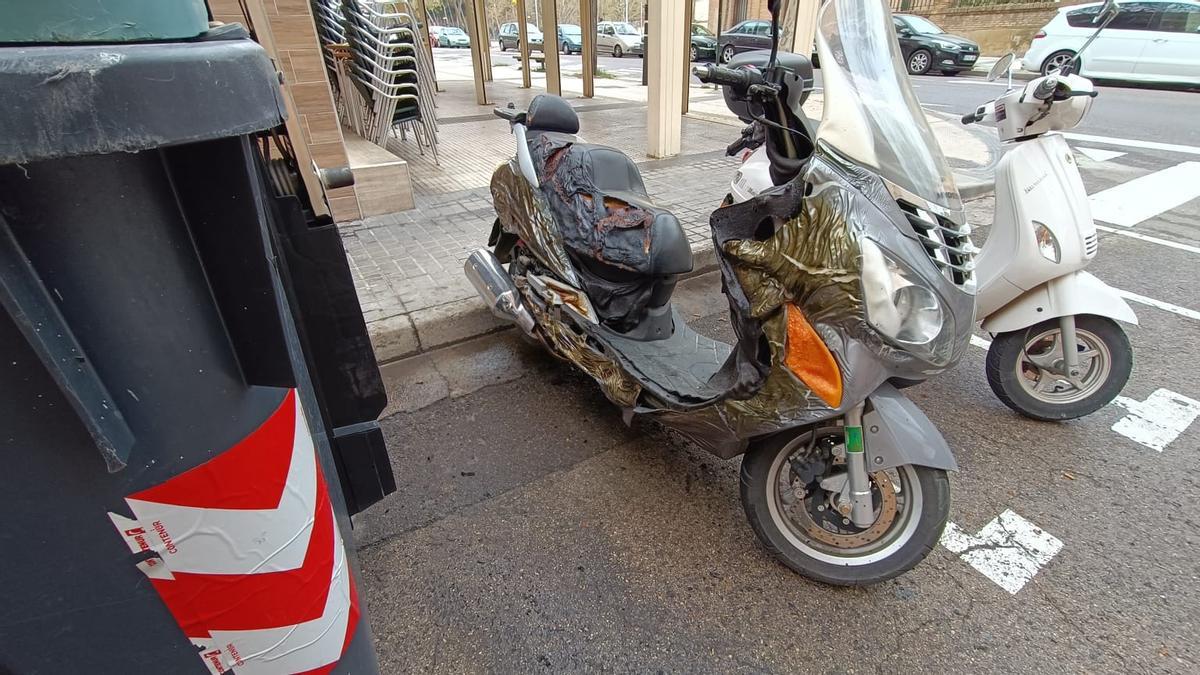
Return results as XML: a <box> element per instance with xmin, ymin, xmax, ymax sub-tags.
<box><xmin>362</xmin><ymin>46</ymin><xmax>1200</xmax><ymax>672</ymax></box>
<box><xmin>439</xmin><ymin>44</ymin><xmax>1199</xmax><ymax>146</ymax></box>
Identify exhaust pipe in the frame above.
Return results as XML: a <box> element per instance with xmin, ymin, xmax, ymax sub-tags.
<box><xmin>464</xmin><ymin>249</ymin><xmax>537</xmax><ymax>335</ymax></box>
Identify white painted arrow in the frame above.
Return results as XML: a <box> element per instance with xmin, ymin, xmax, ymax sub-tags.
<box><xmin>1112</xmin><ymin>388</ymin><xmax>1200</xmax><ymax>452</ymax></box>
<box><xmin>941</xmin><ymin>509</ymin><xmax>1063</xmax><ymax>594</ymax></box>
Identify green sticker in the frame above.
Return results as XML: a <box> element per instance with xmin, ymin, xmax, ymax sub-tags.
<box><xmin>846</xmin><ymin>426</ymin><xmax>864</xmax><ymax>453</ymax></box>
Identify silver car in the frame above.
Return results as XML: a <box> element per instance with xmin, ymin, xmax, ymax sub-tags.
<box><xmin>596</xmin><ymin>20</ymin><xmax>643</xmax><ymax>57</ymax></box>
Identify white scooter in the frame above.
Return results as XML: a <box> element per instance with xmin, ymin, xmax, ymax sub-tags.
<box><xmin>728</xmin><ymin>0</ymin><xmax>1136</xmax><ymax>421</ymax></box>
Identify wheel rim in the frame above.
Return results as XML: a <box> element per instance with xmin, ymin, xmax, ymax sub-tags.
<box><xmin>690</xmin><ymin>46</ymin><xmax>698</xmax><ymax>61</ymax></box>
<box><xmin>722</xmin><ymin>46</ymin><xmax>734</xmax><ymax>63</ymax></box>
<box><xmin>909</xmin><ymin>52</ymin><xmax>928</xmax><ymax>72</ymax></box>
<box><xmin>1016</xmin><ymin>326</ymin><xmax>1113</xmax><ymax>404</ymax></box>
<box><xmin>765</xmin><ymin>429</ymin><xmax>924</xmax><ymax>566</ymax></box>
<box><xmin>1045</xmin><ymin>53</ymin><xmax>1073</xmax><ymax>74</ymax></box>
<box><xmin>614</xmin><ymin>45</ymin><xmax>622</xmax><ymax>57</ymax></box>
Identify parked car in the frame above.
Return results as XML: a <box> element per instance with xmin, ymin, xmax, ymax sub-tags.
<box><xmin>597</xmin><ymin>20</ymin><xmax>644</xmax><ymax>57</ymax></box>
<box><xmin>1023</xmin><ymin>0</ymin><xmax>1200</xmax><ymax>85</ymax></box>
<box><xmin>437</xmin><ymin>26</ymin><xmax>470</xmax><ymax>48</ymax></box>
<box><xmin>690</xmin><ymin>23</ymin><xmax>718</xmax><ymax>61</ymax></box>
<box><xmin>717</xmin><ymin>19</ymin><xmax>773</xmax><ymax>63</ymax></box>
<box><xmin>498</xmin><ymin>22</ymin><xmax>544</xmax><ymax>52</ymax></box>
<box><xmin>558</xmin><ymin>23</ymin><xmax>583</xmax><ymax>54</ymax></box>
<box><xmin>429</xmin><ymin>25</ymin><xmax>444</xmax><ymax>49</ymax></box>
<box><xmin>892</xmin><ymin>14</ymin><xmax>980</xmax><ymax>75</ymax></box>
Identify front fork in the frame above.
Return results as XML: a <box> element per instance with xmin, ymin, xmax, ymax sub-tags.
<box><xmin>1059</xmin><ymin>314</ymin><xmax>1082</xmax><ymax>381</ymax></box>
<box><xmin>842</xmin><ymin>403</ymin><xmax>876</xmax><ymax>528</ymax></box>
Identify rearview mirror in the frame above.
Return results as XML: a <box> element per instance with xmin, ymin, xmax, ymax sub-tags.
<box><xmin>988</xmin><ymin>53</ymin><xmax>1015</xmax><ymax>82</ymax></box>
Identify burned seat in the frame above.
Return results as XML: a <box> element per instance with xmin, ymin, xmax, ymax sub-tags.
<box><xmin>525</xmin><ymin>94</ymin><xmax>693</xmax><ymax>337</ymax></box>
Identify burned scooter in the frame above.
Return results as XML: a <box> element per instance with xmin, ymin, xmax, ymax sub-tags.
<box><xmin>464</xmin><ymin>0</ymin><xmax>975</xmax><ymax>585</ymax></box>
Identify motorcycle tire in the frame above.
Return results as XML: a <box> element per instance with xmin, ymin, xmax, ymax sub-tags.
<box><xmin>740</xmin><ymin>428</ymin><xmax>951</xmax><ymax>586</ymax></box>
<box><xmin>985</xmin><ymin>315</ymin><xmax>1132</xmax><ymax>422</ymax></box>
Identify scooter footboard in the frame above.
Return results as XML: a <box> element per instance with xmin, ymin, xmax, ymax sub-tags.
<box><xmin>862</xmin><ymin>382</ymin><xmax>958</xmax><ymax>472</ymax></box>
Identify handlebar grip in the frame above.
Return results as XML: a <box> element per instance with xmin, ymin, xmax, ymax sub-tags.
<box><xmin>961</xmin><ymin>111</ymin><xmax>979</xmax><ymax>125</ymax></box>
<box><xmin>693</xmin><ymin>63</ymin><xmax>761</xmax><ymax>93</ymax></box>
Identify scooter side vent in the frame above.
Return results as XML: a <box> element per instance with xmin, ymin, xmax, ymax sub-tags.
<box><xmin>898</xmin><ymin>202</ymin><xmax>976</xmax><ymax>288</ymax></box>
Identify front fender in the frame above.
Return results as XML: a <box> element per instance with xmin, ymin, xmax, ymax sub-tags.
<box><xmin>981</xmin><ymin>270</ymin><xmax>1139</xmax><ymax>334</ymax></box>
<box><xmin>863</xmin><ymin>383</ymin><xmax>958</xmax><ymax>472</ymax></box>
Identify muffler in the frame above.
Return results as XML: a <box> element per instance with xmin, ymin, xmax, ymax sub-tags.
<box><xmin>464</xmin><ymin>249</ymin><xmax>537</xmax><ymax>335</ymax></box>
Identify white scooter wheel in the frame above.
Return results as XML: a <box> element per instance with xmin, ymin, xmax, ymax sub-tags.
<box><xmin>740</xmin><ymin>427</ymin><xmax>950</xmax><ymax>586</ymax></box>
<box><xmin>985</xmin><ymin>315</ymin><xmax>1133</xmax><ymax>422</ymax></box>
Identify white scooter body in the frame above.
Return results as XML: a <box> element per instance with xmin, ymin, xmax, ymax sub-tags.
<box><xmin>976</xmin><ymin>131</ymin><xmax>1136</xmax><ymax>331</ymax></box>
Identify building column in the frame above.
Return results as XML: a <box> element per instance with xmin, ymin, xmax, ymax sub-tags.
<box><xmin>580</xmin><ymin>0</ymin><xmax>596</xmax><ymax>98</ymax></box>
<box><xmin>465</xmin><ymin>0</ymin><xmax>489</xmax><ymax>104</ymax></box>
<box><xmin>540</xmin><ymin>0</ymin><xmax>562</xmax><ymax>95</ymax></box>
<box><xmin>681</xmin><ymin>0</ymin><xmax>694</xmax><ymax>113</ymax></box>
<box><xmin>647</xmin><ymin>0</ymin><xmax>686</xmax><ymax>158</ymax></box>
<box><xmin>517</xmin><ymin>0</ymin><xmax>532</xmax><ymax>88</ymax></box>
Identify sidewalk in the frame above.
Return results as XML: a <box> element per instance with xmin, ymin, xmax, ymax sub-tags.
<box><xmin>343</xmin><ymin>59</ymin><xmax>1002</xmax><ymax>363</ymax></box>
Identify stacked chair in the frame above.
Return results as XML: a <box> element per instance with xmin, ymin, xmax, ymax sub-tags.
<box><xmin>313</xmin><ymin>0</ymin><xmax>439</xmax><ymax>163</ymax></box>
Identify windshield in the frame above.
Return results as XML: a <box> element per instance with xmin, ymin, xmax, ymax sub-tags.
<box><xmin>527</xmin><ymin>23</ymin><xmax>542</xmax><ymax>35</ymax></box>
<box><xmin>692</xmin><ymin>24</ymin><xmax>714</xmax><ymax>36</ymax></box>
<box><xmin>560</xmin><ymin>24</ymin><xmax>581</xmax><ymax>36</ymax></box>
<box><xmin>612</xmin><ymin>22</ymin><xmax>639</xmax><ymax>35</ymax></box>
<box><xmin>444</xmin><ymin>28</ymin><xmax>464</xmax><ymax>35</ymax></box>
<box><xmin>902</xmin><ymin>15</ymin><xmax>945</xmax><ymax>34</ymax></box>
<box><xmin>816</xmin><ymin>0</ymin><xmax>962</xmax><ymax>215</ymax></box>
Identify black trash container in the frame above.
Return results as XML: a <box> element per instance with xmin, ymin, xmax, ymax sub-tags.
<box><xmin>0</xmin><ymin>26</ymin><xmax>393</xmax><ymax>675</ymax></box>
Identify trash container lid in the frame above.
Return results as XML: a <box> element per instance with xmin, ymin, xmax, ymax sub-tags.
<box><xmin>0</xmin><ymin>26</ymin><xmax>288</xmax><ymax>165</ymax></box>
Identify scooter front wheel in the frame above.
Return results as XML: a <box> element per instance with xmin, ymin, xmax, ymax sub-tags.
<box><xmin>740</xmin><ymin>428</ymin><xmax>950</xmax><ymax>586</ymax></box>
<box><xmin>985</xmin><ymin>315</ymin><xmax>1132</xmax><ymax>421</ymax></box>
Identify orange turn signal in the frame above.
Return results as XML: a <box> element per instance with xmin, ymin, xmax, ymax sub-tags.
<box><xmin>784</xmin><ymin>303</ymin><xmax>843</xmax><ymax>409</ymax></box>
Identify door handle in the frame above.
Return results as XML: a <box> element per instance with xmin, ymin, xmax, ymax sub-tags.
<box><xmin>1153</xmin><ymin>38</ymin><xmax>1168</xmax><ymax>42</ymax></box>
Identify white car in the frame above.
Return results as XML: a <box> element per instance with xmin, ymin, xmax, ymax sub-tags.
<box><xmin>1022</xmin><ymin>0</ymin><xmax>1200</xmax><ymax>85</ymax></box>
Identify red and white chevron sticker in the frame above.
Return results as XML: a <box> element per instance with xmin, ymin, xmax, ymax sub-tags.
<box><xmin>109</xmin><ymin>390</ymin><xmax>358</xmax><ymax>675</ymax></box>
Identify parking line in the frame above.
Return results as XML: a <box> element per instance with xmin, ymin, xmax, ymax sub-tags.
<box><xmin>1088</xmin><ymin>161</ymin><xmax>1200</xmax><ymax>227</ymax></box>
<box><xmin>1116</xmin><ymin>289</ymin><xmax>1200</xmax><ymax>321</ymax></box>
<box><xmin>1096</xmin><ymin>225</ymin><xmax>1200</xmax><ymax>255</ymax></box>
<box><xmin>1064</xmin><ymin>132</ymin><xmax>1200</xmax><ymax>156</ymax></box>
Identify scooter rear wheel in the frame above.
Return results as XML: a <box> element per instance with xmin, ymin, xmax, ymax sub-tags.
<box><xmin>985</xmin><ymin>315</ymin><xmax>1132</xmax><ymax>421</ymax></box>
<box><xmin>740</xmin><ymin>427</ymin><xmax>950</xmax><ymax>586</ymax></box>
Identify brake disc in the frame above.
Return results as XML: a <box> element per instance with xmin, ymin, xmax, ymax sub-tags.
<box><xmin>792</xmin><ymin>470</ymin><xmax>899</xmax><ymax>549</ymax></box>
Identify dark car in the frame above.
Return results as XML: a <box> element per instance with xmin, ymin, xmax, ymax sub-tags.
<box><xmin>557</xmin><ymin>24</ymin><xmax>582</xmax><ymax>54</ymax></box>
<box><xmin>690</xmin><ymin>23</ymin><xmax>717</xmax><ymax>61</ymax></box>
<box><xmin>498</xmin><ymin>22</ymin><xmax>544</xmax><ymax>52</ymax></box>
<box><xmin>717</xmin><ymin>19</ymin><xmax>773</xmax><ymax>63</ymax></box>
<box><xmin>892</xmin><ymin>14</ymin><xmax>980</xmax><ymax>75</ymax></box>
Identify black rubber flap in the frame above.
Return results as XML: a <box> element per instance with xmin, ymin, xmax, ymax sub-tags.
<box><xmin>0</xmin><ymin>35</ymin><xmax>287</xmax><ymax>164</ymax></box>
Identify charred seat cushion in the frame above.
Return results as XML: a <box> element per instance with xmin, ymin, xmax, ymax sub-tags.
<box><xmin>526</xmin><ymin>94</ymin><xmax>580</xmax><ymax>134</ymax></box>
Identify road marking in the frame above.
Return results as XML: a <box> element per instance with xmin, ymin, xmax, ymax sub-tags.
<box><xmin>1116</xmin><ymin>288</ymin><xmax>1200</xmax><ymax>321</ymax></box>
<box><xmin>1096</xmin><ymin>225</ymin><xmax>1200</xmax><ymax>255</ymax></box>
<box><xmin>1076</xmin><ymin>147</ymin><xmax>1126</xmax><ymax>163</ymax></box>
<box><xmin>971</xmin><ymin>334</ymin><xmax>992</xmax><ymax>349</ymax></box>
<box><xmin>1088</xmin><ymin>162</ymin><xmax>1200</xmax><ymax>227</ymax></box>
<box><xmin>1112</xmin><ymin>389</ymin><xmax>1200</xmax><ymax>452</ymax></box>
<box><xmin>941</xmin><ymin>509</ymin><xmax>1064</xmax><ymax>594</ymax></box>
<box><xmin>1064</xmin><ymin>132</ymin><xmax>1200</xmax><ymax>156</ymax></box>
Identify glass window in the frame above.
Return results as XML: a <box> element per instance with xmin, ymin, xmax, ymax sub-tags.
<box><xmin>902</xmin><ymin>15</ymin><xmax>945</xmax><ymax>34</ymax></box>
<box><xmin>1109</xmin><ymin>2</ymin><xmax>1160</xmax><ymax>30</ymax></box>
<box><xmin>751</xmin><ymin>21</ymin><xmax>771</xmax><ymax>35</ymax></box>
<box><xmin>1155</xmin><ymin>3</ymin><xmax>1200</xmax><ymax>31</ymax></box>
<box><xmin>1066</xmin><ymin>7</ymin><xmax>1101</xmax><ymax>27</ymax></box>
<box><xmin>612</xmin><ymin>22</ymin><xmax>639</xmax><ymax>35</ymax></box>
<box><xmin>692</xmin><ymin>24</ymin><xmax>714</xmax><ymax>37</ymax></box>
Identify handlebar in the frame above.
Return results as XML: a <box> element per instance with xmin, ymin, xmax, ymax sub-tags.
<box><xmin>693</xmin><ymin>63</ymin><xmax>764</xmax><ymax>95</ymax></box>
<box><xmin>961</xmin><ymin>108</ymin><xmax>982</xmax><ymax>125</ymax></box>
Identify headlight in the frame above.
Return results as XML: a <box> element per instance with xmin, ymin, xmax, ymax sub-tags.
<box><xmin>860</xmin><ymin>238</ymin><xmax>945</xmax><ymax>345</ymax></box>
<box><xmin>933</xmin><ymin>40</ymin><xmax>960</xmax><ymax>51</ymax></box>
<box><xmin>1033</xmin><ymin>221</ymin><xmax>1061</xmax><ymax>263</ymax></box>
